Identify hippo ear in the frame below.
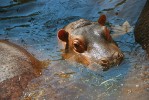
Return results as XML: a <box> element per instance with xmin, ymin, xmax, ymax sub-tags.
<box><xmin>57</xmin><ymin>29</ymin><xmax>68</xmax><ymax>42</ymax></box>
<box><xmin>103</xmin><ymin>27</ymin><xmax>112</xmax><ymax>42</ymax></box>
<box><xmin>98</xmin><ymin>15</ymin><xmax>106</xmax><ymax>26</ymax></box>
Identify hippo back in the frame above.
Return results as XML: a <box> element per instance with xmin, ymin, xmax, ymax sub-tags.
<box><xmin>0</xmin><ymin>40</ymin><xmax>46</xmax><ymax>99</ymax></box>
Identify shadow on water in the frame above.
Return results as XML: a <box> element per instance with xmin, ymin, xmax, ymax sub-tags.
<box><xmin>0</xmin><ymin>0</ymin><xmax>148</xmax><ymax>100</ymax></box>
<box><xmin>100</xmin><ymin>0</ymin><xmax>127</xmax><ymax>12</ymax></box>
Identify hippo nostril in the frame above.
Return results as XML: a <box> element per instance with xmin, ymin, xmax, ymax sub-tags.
<box><xmin>99</xmin><ymin>59</ymin><xmax>110</xmax><ymax>71</ymax></box>
<box><xmin>112</xmin><ymin>52</ymin><xmax>124</xmax><ymax>66</ymax></box>
<box><xmin>113</xmin><ymin>52</ymin><xmax>124</xmax><ymax>59</ymax></box>
<box><xmin>118</xmin><ymin>53</ymin><xmax>124</xmax><ymax>59</ymax></box>
<box><xmin>101</xmin><ymin>59</ymin><xmax>108</xmax><ymax>64</ymax></box>
<box><xmin>118</xmin><ymin>53</ymin><xmax>124</xmax><ymax>64</ymax></box>
<box><xmin>99</xmin><ymin>59</ymin><xmax>109</xmax><ymax>66</ymax></box>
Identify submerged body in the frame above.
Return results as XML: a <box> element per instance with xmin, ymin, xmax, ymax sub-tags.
<box><xmin>58</xmin><ymin>15</ymin><xmax>124</xmax><ymax>70</ymax></box>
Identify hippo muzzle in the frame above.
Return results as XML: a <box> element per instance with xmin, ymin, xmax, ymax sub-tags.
<box><xmin>82</xmin><ymin>42</ymin><xmax>124</xmax><ymax>70</ymax></box>
<box><xmin>58</xmin><ymin>15</ymin><xmax>124</xmax><ymax>70</ymax></box>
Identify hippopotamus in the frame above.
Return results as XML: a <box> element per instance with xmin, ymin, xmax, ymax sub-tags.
<box><xmin>134</xmin><ymin>0</ymin><xmax>149</xmax><ymax>56</ymax></box>
<box><xmin>57</xmin><ymin>15</ymin><xmax>124</xmax><ymax>70</ymax></box>
<box><xmin>0</xmin><ymin>40</ymin><xmax>48</xmax><ymax>99</ymax></box>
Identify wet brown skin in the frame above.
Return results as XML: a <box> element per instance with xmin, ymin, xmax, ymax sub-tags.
<box><xmin>134</xmin><ymin>0</ymin><xmax>149</xmax><ymax>56</ymax></box>
<box><xmin>0</xmin><ymin>40</ymin><xmax>48</xmax><ymax>100</ymax></box>
<box><xmin>58</xmin><ymin>15</ymin><xmax>124</xmax><ymax>70</ymax></box>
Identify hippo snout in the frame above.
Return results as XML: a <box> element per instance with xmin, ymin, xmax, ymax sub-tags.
<box><xmin>98</xmin><ymin>52</ymin><xmax>124</xmax><ymax>70</ymax></box>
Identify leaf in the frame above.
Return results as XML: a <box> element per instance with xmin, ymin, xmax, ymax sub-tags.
<box><xmin>111</xmin><ymin>21</ymin><xmax>134</xmax><ymax>38</ymax></box>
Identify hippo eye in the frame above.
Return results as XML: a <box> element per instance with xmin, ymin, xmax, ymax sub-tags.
<box><xmin>73</xmin><ymin>39</ymin><xmax>86</xmax><ymax>53</ymax></box>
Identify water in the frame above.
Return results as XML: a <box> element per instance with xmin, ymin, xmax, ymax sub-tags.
<box><xmin>0</xmin><ymin>0</ymin><xmax>148</xmax><ymax>100</ymax></box>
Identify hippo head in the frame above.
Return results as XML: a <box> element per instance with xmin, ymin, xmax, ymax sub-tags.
<box><xmin>57</xmin><ymin>15</ymin><xmax>124</xmax><ymax>70</ymax></box>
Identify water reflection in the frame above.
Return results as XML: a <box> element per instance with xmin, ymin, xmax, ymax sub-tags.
<box><xmin>0</xmin><ymin>0</ymin><xmax>148</xmax><ymax>100</ymax></box>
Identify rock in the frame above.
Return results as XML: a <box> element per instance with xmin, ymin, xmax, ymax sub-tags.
<box><xmin>134</xmin><ymin>0</ymin><xmax>149</xmax><ymax>55</ymax></box>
